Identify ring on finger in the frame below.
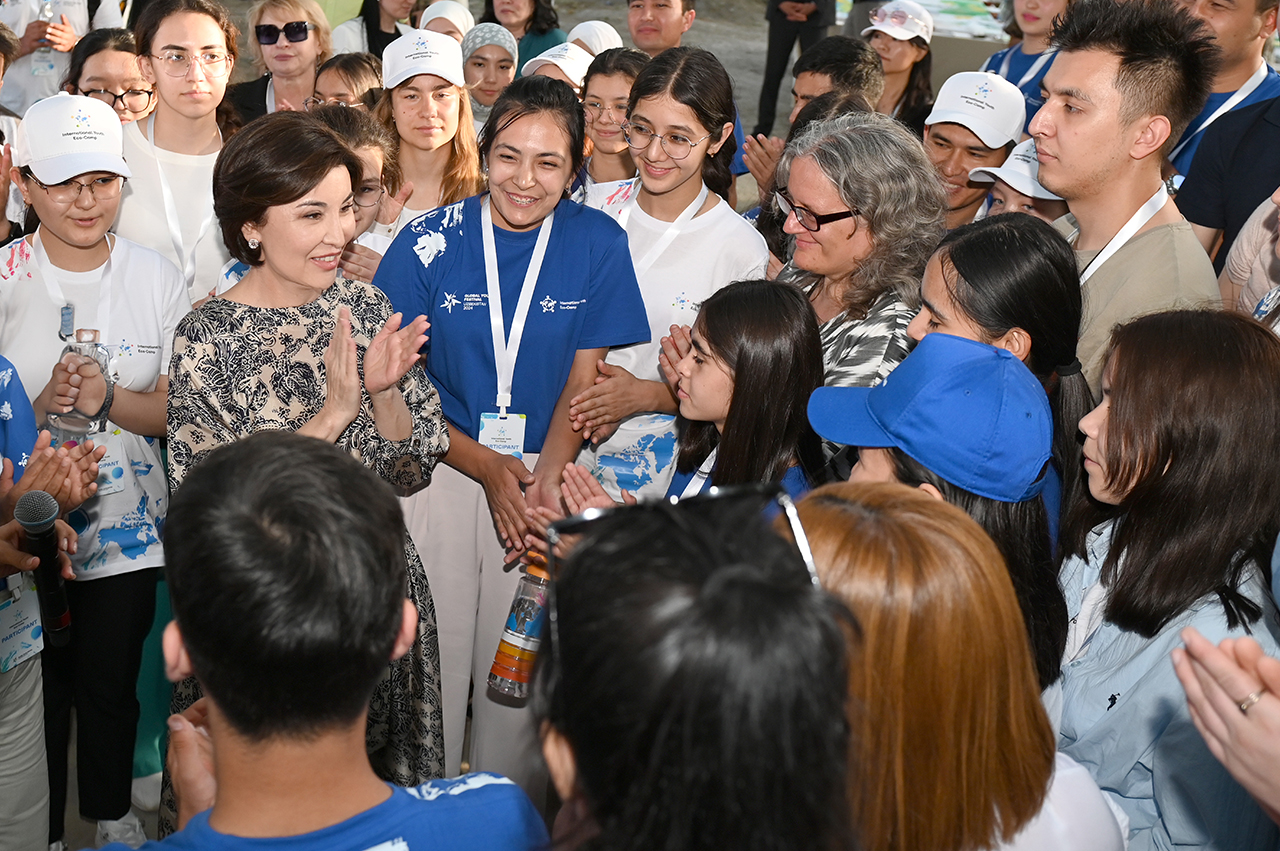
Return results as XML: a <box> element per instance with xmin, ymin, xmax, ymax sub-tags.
<box><xmin>1239</xmin><ymin>688</ymin><xmax>1268</xmax><ymax>715</ymax></box>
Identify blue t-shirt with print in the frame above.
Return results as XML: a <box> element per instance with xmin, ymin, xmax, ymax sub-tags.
<box><xmin>373</xmin><ymin>195</ymin><xmax>649</xmax><ymax>453</ymax></box>
<box><xmin>980</xmin><ymin>46</ymin><xmax>1057</xmax><ymax>134</ymax></box>
<box><xmin>0</xmin><ymin>356</ymin><xmax>38</xmax><ymax>482</ymax></box>
<box><xmin>98</xmin><ymin>774</ymin><xmax>549</xmax><ymax>851</ymax></box>
<box><xmin>1171</xmin><ymin>66</ymin><xmax>1280</xmax><ymax>176</ymax></box>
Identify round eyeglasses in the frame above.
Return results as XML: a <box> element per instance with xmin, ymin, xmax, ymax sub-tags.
<box><xmin>29</xmin><ymin>174</ymin><xmax>126</xmax><ymax>205</ymax></box>
<box><xmin>149</xmin><ymin>51</ymin><xmax>232</xmax><ymax>78</ymax></box>
<box><xmin>303</xmin><ymin>96</ymin><xmax>366</xmax><ymax>111</ymax></box>
<box><xmin>583</xmin><ymin>101</ymin><xmax>626</xmax><ymax>122</ymax></box>
<box><xmin>775</xmin><ymin>190</ymin><xmax>858</xmax><ymax>232</ymax></box>
<box><xmin>79</xmin><ymin>88</ymin><xmax>154</xmax><ymax>113</ymax></box>
<box><xmin>622</xmin><ymin>122</ymin><xmax>713</xmax><ymax>160</ymax></box>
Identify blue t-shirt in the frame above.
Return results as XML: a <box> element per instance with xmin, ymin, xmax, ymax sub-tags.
<box><xmin>980</xmin><ymin>46</ymin><xmax>1057</xmax><ymax>133</ymax></box>
<box><xmin>731</xmin><ymin>108</ymin><xmax>748</xmax><ymax>176</ymax></box>
<box><xmin>100</xmin><ymin>774</ymin><xmax>549</xmax><ymax>851</ymax></box>
<box><xmin>0</xmin><ymin>356</ymin><xmax>38</xmax><ymax>482</ymax></box>
<box><xmin>372</xmin><ymin>196</ymin><xmax>649</xmax><ymax>453</ymax></box>
<box><xmin>1171</xmin><ymin>67</ymin><xmax>1280</xmax><ymax>176</ymax></box>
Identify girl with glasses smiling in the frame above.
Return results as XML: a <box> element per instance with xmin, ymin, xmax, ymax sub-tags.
<box><xmin>113</xmin><ymin>0</ymin><xmax>237</xmax><ymax>305</ymax></box>
<box><xmin>572</xmin><ymin>46</ymin><xmax>646</xmax><ymax>208</ymax></box>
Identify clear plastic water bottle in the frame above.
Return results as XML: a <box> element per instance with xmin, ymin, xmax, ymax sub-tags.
<box><xmin>488</xmin><ymin>556</ymin><xmax>550</xmax><ymax>699</ymax></box>
<box><xmin>32</xmin><ymin>0</ymin><xmax>57</xmax><ymax>76</ymax></box>
<box><xmin>46</xmin><ymin>330</ymin><xmax>110</xmax><ymax>448</ymax></box>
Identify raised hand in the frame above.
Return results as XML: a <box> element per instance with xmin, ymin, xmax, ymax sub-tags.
<box><xmin>568</xmin><ymin>361</ymin><xmax>653</xmax><ymax>441</ymax></box>
<box><xmin>658</xmin><ymin>324</ymin><xmax>693</xmax><ymax>395</ymax></box>
<box><xmin>376</xmin><ymin>181</ymin><xmax>414</xmax><ymax>227</ymax></box>
<box><xmin>363</xmin><ymin>312</ymin><xmax>429</xmax><ymax>398</ymax></box>
<box><xmin>340</xmin><ymin>242</ymin><xmax>385</xmax><ymax>284</ymax></box>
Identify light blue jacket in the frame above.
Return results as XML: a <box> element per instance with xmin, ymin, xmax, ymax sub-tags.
<box><xmin>1059</xmin><ymin>522</ymin><xmax>1280</xmax><ymax>851</ymax></box>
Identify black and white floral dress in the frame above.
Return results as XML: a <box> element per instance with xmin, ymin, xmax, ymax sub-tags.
<box><xmin>160</xmin><ymin>276</ymin><xmax>449</xmax><ymax>834</ymax></box>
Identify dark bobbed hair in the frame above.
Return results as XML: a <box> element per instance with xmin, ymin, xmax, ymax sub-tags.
<box><xmin>164</xmin><ymin>431</ymin><xmax>409</xmax><ymax>740</ymax></box>
<box><xmin>1049</xmin><ymin>0</ymin><xmax>1221</xmax><ymax>154</ymax></box>
<box><xmin>532</xmin><ymin>499</ymin><xmax>855</xmax><ymax>851</ymax></box>
<box><xmin>310</xmin><ymin>102</ymin><xmax>402</xmax><ymax>195</ymax></box>
<box><xmin>479</xmin><ymin>74</ymin><xmax>586</xmax><ymax>186</ymax></box>
<box><xmin>213</xmin><ymin>111</ymin><xmax>363</xmax><ymax>265</ymax></box>
<box><xmin>581</xmin><ymin>46</ymin><xmax>650</xmax><ymax>95</ymax></box>
<box><xmin>0</xmin><ymin>22</ymin><xmax>17</xmax><ymax>76</ymax></box>
<box><xmin>756</xmin><ymin>89</ymin><xmax>872</xmax><ymax>258</ymax></box>
<box><xmin>60</xmin><ymin>27</ymin><xmax>136</xmax><ymax>92</ymax></box>
<box><xmin>479</xmin><ymin>0</ymin><xmax>559</xmax><ymax>35</ymax></box>
<box><xmin>678</xmin><ymin>280</ymin><xmax>825</xmax><ymax>489</ymax></box>
<box><xmin>889</xmin><ymin>448</ymin><xmax>1066</xmax><ymax>690</ymax></box>
<box><xmin>134</xmin><ymin>0</ymin><xmax>240</xmax><ymax>60</ymax></box>
<box><xmin>1061</xmin><ymin>310</ymin><xmax>1280</xmax><ymax>638</ymax></box>
<box><xmin>936</xmin><ymin>215</ymin><xmax>1091</xmax><ymax>528</ymax></box>
<box><xmin>792</xmin><ymin>35</ymin><xmax>886</xmax><ymax>107</ymax></box>
<box><xmin>627</xmin><ymin>47</ymin><xmax>736</xmax><ymax>203</ymax></box>
<box><xmin>316</xmin><ymin>51</ymin><xmax>384</xmax><ymax>109</ymax></box>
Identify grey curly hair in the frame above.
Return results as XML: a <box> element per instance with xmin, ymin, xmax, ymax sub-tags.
<box><xmin>775</xmin><ymin>111</ymin><xmax>945</xmax><ymax>319</ymax></box>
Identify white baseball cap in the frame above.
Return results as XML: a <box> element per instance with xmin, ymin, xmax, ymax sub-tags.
<box><xmin>567</xmin><ymin>21</ymin><xmax>624</xmax><ymax>55</ymax></box>
<box><xmin>383</xmin><ymin>29</ymin><xmax>466</xmax><ymax>89</ymax></box>
<box><xmin>969</xmin><ymin>139</ymin><xmax>1062</xmax><ymax>200</ymax></box>
<box><xmin>925</xmin><ymin>71</ymin><xmax>1025</xmax><ymax>149</ymax></box>
<box><xmin>14</xmin><ymin>93</ymin><xmax>130</xmax><ymax>184</ymax></box>
<box><xmin>862</xmin><ymin>0</ymin><xmax>933</xmax><ymax>43</ymax></box>
<box><xmin>418</xmin><ymin>1</ymin><xmax>475</xmax><ymax>38</ymax></box>
<box><xmin>521</xmin><ymin>42</ymin><xmax>594</xmax><ymax>91</ymax></box>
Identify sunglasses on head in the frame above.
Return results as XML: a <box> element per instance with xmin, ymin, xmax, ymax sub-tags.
<box><xmin>255</xmin><ymin>20</ymin><xmax>314</xmax><ymax>44</ymax></box>
<box><xmin>869</xmin><ymin>6</ymin><xmax>924</xmax><ymax>28</ymax></box>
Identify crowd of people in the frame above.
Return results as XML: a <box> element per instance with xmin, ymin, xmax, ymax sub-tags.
<box><xmin>1</xmin><ymin>0</ymin><xmax>1280</xmax><ymax>847</ymax></box>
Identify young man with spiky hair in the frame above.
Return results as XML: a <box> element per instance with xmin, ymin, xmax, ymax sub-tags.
<box><xmin>1031</xmin><ymin>0</ymin><xmax>1222</xmax><ymax>393</ymax></box>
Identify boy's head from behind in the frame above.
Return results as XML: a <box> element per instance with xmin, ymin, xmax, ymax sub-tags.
<box><xmin>163</xmin><ymin>431</ymin><xmax>410</xmax><ymax>740</ymax></box>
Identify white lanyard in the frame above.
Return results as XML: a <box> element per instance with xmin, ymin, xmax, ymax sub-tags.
<box><xmin>481</xmin><ymin>196</ymin><xmax>554</xmax><ymax>414</ymax></box>
<box><xmin>1169</xmin><ymin>62</ymin><xmax>1269</xmax><ymax>162</ymax></box>
<box><xmin>998</xmin><ymin>47</ymin><xmax>1056</xmax><ymax>89</ymax></box>
<box><xmin>1072</xmin><ymin>184</ymin><xmax>1167</xmax><ymax>285</ymax></box>
<box><xmin>617</xmin><ymin>181</ymin><xmax>710</xmax><ymax>278</ymax></box>
<box><xmin>265</xmin><ymin>76</ymin><xmax>277</xmax><ymax>115</ymax></box>
<box><xmin>146</xmin><ymin>115</ymin><xmax>218</xmax><ymax>290</ymax></box>
<box><xmin>32</xmin><ymin>230</ymin><xmax>114</xmax><ymax>345</ymax></box>
<box><xmin>680</xmin><ymin>446</ymin><xmax>717</xmax><ymax>498</ymax></box>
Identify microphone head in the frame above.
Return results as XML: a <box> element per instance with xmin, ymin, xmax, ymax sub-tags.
<box><xmin>15</xmin><ymin>490</ymin><xmax>59</xmax><ymax>533</ymax></box>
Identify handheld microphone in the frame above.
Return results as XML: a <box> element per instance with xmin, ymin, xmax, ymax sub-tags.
<box><xmin>14</xmin><ymin>490</ymin><xmax>71</xmax><ymax>648</ymax></box>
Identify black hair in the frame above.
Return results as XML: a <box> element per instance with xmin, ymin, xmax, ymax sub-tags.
<box><xmin>164</xmin><ymin>431</ymin><xmax>409</xmax><ymax>739</ymax></box>
<box><xmin>755</xmin><ymin>90</ymin><xmax>872</xmax><ymax>258</ymax></box>
<box><xmin>1049</xmin><ymin>0</ymin><xmax>1221</xmax><ymax>152</ymax></box>
<box><xmin>627</xmin><ymin>47</ymin><xmax>736</xmax><ymax>203</ymax></box>
<box><xmin>316</xmin><ymin>51</ymin><xmax>384</xmax><ymax>109</ymax></box>
<box><xmin>581</xmin><ymin>46</ymin><xmax>650</xmax><ymax>95</ymax></box>
<box><xmin>677</xmin><ymin>280</ymin><xmax>825</xmax><ymax>490</ymax></box>
<box><xmin>134</xmin><ymin>0</ymin><xmax>240</xmax><ymax>60</ymax></box>
<box><xmin>213</xmin><ymin>111</ymin><xmax>363</xmax><ymax>265</ymax></box>
<box><xmin>936</xmin><ymin>215</ymin><xmax>1091</xmax><ymax>535</ymax></box>
<box><xmin>532</xmin><ymin>499</ymin><xmax>855</xmax><ymax>851</ymax></box>
<box><xmin>310</xmin><ymin>102</ymin><xmax>403</xmax><ymax>195</ymax></box>
<box><xmin>479</xmin><ymin>74</ymin><xmax>587</xmax><ymax>184</ymax></box>
<box><xmin>1060</xmin><ymin>310</ymin><xmax>1280</xmax><ymax>638</ymax></box>
<box><xmin>889</xmin><ymin>448</ymin><xmax>1067</xmax><ymax>690</ymax></box>
<box><xmin>792</xmin><ymin>35</ymin><xmax>885</xmax><ymax>106</ymax></box>
<box><xmin>479</xmin><ymin>0</ymin><xmax>559</xmax><ymax>36</ymax></box>
<box><xmin>59</xmin><ymin>28</ymin><xmax>137</xmax><ymax>92</ymax></box>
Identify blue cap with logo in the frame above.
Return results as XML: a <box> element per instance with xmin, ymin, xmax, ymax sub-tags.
<box><xmin>807</xmin><ymin>333</ymin><xmax>1052</xmax><ymax>502</ymax></box>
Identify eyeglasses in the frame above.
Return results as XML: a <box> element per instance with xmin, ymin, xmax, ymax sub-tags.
<box><xmin>583</xmin><ymin>100</ymin><xmax>625</xmax><ymax>122</ymax></box>
<box><xmin>79</xmin><ymin>88</ymin><xmax>154</xmax><ymax>113</ymax></box>
<box><xmin>303</xmin><ymin>95</ymin><xmax>367</xmax><ymax>111</ymax></box>
<box><xmin>775</xmin><ymin>190</ymin><xmax>858</xmax><ymax>232</ymax></box>
<box><xmin>544</xmin><ymin>483</ymin><xmax>819</xmax><ymax>703</ymax></box>
<box><xmin>255</xmin><ymin>20</ymin><xmax>315</xmax><ymax>44</ymax></box>
<box><xmin>351</xmin><ymin>184</ymin><xmax>385</xmax><ymax>208</ymax></box>
<box><xmin>149</xmin><ymin>51</ymin><xmax>232</xmax><ymax>78</ymax></box>
<box><xmin>869</xmin><ymin>5</ymin><xmax>928</xmax><ymax>29</ymax></box>
<box><xmin>622</xmin><ymin>121</ymin><xmax>713</xmax><ymax>160</ymax></box>
<box><xmin>28</xmin><ymin>174</ymin><xmax>126</xmax><ymax>204</ymax></box>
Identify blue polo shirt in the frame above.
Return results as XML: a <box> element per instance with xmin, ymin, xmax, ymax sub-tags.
<box><xmin>373</xmin><ymin>195</ymin><xmax>649</xmax><ymax>453</ymax></box>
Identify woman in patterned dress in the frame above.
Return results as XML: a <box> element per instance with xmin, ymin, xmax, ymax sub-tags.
<box><xmin>162</xmin><ymin>111</ymin><xmax>449</xmax><ymax>833</ymax></box>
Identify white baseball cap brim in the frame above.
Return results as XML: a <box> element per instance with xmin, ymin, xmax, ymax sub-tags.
<box><xmin>969</xmin><ymin>140</ymin><xmax>1061</xmax><ymax>200</ymax></box>
<box><xmin>521</xmin><ymin>43</ymin><xmax>593</xmax><ymax>90</ymax></box>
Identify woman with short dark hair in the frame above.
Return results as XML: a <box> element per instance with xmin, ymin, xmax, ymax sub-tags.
<box><xmin>166</xmin><ymin>111</ymin><xmax>449</xmax><ymax>826</ymax></box>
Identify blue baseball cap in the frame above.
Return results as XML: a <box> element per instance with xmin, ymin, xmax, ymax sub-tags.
<box><xmin>807</xmin><ymin>334</ymin><xmax>1052</xmax><ymax>502</ymax></box>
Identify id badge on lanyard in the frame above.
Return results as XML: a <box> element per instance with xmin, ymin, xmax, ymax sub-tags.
<box><xmin>477</xmin><ymin>197</ymin><xmax>554</xmax><ymax>457</ymax></box>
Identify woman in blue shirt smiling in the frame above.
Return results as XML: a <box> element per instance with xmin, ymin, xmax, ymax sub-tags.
<box><xmin>372</xmin><ymin>75</ymin><xmax>647</xmax><ymax>801</ymax></box>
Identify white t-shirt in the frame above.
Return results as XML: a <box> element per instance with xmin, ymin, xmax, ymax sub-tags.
<box><xmin>996</xmin><ymin>753</ymin><xmax>1128</xmax><ymax>850</ymax></box>
<box><xmin>114</xmin><ymin>118</ymin><xmax>230</xmax><ymax>304</ymax></box>
<box><xmin>0</xmin><ymin>234</ymin><xmax>191</xmax><ymax>579</ymax></box>
<box><xmin>0</xmin><ymin>0</ymin><xmax>123</xmax><ymax>115</ymax></box>
<box><xmin>578</xmin><ymin>179</ymin><xmax>768</xmax><ymax>500</ymax></box>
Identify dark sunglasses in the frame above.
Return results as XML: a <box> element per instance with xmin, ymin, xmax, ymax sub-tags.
<box><xmin>255</xmin><ymin>20</ymin><xmax>314</xmax><ymax>44</ymax></box>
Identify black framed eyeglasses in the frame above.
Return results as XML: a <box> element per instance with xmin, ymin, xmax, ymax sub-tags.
<box><xmin>79</xmin><ymin>88</ymin><xmax>154</xmax><ymax>113</ymax></box>
<box><xmin>775</xmin><ymin>189</ymin><xmax>859</xmax><ymax>232</ymax></box>
<box><xmin>255</xmin><ymin>20</ymin><xmax>315</xmax><ymax>44</ymax></box>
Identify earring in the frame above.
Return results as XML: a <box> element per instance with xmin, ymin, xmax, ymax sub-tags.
<box><xmin>248</xmin><ymin>238</ymin><xmax>260</xmax><ymax>249</ymax></box>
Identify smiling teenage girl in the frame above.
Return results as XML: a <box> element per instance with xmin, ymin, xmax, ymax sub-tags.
<box><xmin>372</xmin><ymin>75</ymin><xmax>647</xmax><ymax>797</ymax></box>
<box><xmin>112</xmin><ymin>0</ymin><xmax>235</xmax><ymax>305</ymax></box>
<box><xmin>572</xmin><ymin>46</ymin><xmax>647</xmax><ymax>207</ymax></box>
<box><xmin>574</xmin><ymin>48</ymin><xmax>768</xmax><ymax>500</ymax></box>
